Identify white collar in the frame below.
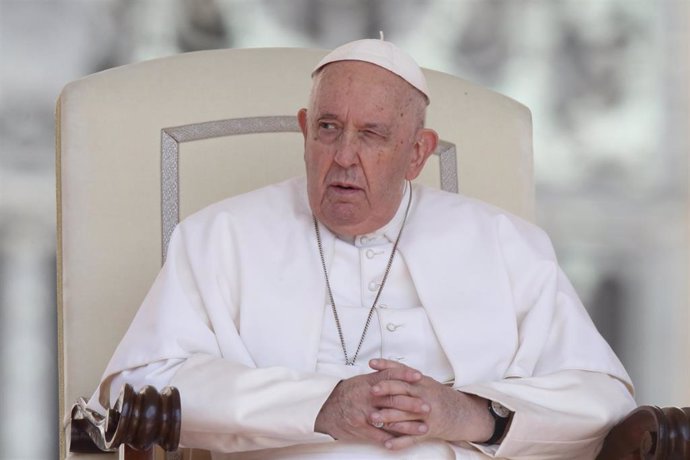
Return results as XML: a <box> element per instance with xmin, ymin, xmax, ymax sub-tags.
<box><xmin>349</xmin><ymin>181</ymin><xmax>410</xmax><ymax>248</ymax></box>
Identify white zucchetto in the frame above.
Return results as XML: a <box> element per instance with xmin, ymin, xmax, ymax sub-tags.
<box><xmin>313</xmin><ymin>38</ymin><xmax>430</xmax><ymax>102</ymax></box>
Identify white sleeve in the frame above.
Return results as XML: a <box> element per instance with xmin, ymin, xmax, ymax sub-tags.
<box><xmin>451</xmin><ymin>214</ymin><xmax>636</xmax><ymax>459</ymax></box>
<box><xmin>459</xmin><ymin>370</ymin><xmax>636</xmax><ymax>459</ymax></box>
<box><xmin>169</xmin><ymin>354</ymin><xmax>339</xmax><ymax>452</ymax></box>
<box><xmin>91</xmin><ymin>358</ymin><xmax>339</xmax><ymax>453</ymax></box>
<box><xmin>91</xmin><ymin>222</ymin><xmax>341</xmax><ymax>453</ymax></box>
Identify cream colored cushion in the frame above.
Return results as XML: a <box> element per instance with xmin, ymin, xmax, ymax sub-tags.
<box><xmin>56</xmin><ymin>47</ymin><xmax>532</xmax><ymax>458</ymax></box>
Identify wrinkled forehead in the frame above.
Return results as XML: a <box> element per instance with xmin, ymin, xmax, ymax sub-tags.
<box><xmin>311</xmin><ymin>61</ymin><xmax>422</xmax><ymax>113</ymax></box>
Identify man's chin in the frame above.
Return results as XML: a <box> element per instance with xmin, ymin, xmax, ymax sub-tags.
<box><xmin>316</xmin><ymin>207</ymin><xmax>370</xmax><ymax>238</ymax></box>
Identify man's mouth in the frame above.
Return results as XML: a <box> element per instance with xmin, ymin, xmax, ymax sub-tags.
<box><xmin>327</xmin><ymin>182</ymin><xmax>364</xmax><ymax>198</ymax></box>
<box><xmin>330</xmin><ymin>182</ymin><xmax>362</xmax><ymax>192</ymax></box>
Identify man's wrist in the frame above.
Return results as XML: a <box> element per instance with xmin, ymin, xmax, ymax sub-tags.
<box><xmin>314</xmin><ymin>380</ymin><xmax>344</xmax><ymax>435</ymax></box>
<box><xmin>450</xmin><ymin>392</ymin><xmax>495</xmax><ymax>443</ymax></box>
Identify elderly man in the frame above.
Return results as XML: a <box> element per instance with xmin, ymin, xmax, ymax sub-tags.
<box><xmin>92</xmin><ymin>39</ymin><xmax>635</xmax><ymax>459</ymax></box>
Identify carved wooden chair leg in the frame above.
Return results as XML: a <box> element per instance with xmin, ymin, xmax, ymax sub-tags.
<box><xmin>597</xmin><ymin>405</ymin><xmax>690</xmax><ymax>459</ymax></box>
<box><xmin>122</xmin><ymin>445</ymin><xmax>153</xmax><ymax>460</ymax></box>
<box><xmin>69</xmin><ymin>384</ymin><xmax>181</xmax><ymax>458</ymax></box>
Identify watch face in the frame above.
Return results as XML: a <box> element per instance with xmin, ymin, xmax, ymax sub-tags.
<box><xmin>491</xmin><ymin>401</ymin><xmax>511</xmax><ymax>418</ymax></box>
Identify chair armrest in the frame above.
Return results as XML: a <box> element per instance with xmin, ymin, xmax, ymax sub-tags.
<box><xmin>69</xmin><ymin>384</ymin><xmax>181</xmax><ymax>455</ymax></box>
<box><xmin>597</xmin><ymin>405</ymin><xmax>690</xmax><ymax>459</ymax></box>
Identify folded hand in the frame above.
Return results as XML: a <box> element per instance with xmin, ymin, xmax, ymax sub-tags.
<box><xmin>368</xmin><ymin>358</ymin><xmax>493</xmax><ymax>450</ymax></box>
<box><xmin>314</xmin><ymin>358</ymin><xmax>494</xmax><ymax>451</ymax></box>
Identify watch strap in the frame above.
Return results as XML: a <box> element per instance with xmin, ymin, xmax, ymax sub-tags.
<box><xmin>485</xmin><ymin>400</ymin><xmax>511</xmax><ymax>444</ymax></box>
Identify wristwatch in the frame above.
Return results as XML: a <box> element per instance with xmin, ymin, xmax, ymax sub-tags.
<box><xmin>485</xmin><ymin>400</ymin><xmax>512</xmax><ymax>444</ymax></box>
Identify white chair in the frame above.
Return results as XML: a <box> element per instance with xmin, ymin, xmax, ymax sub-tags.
<box><xmin>56</xmin><ymin>47</ymin><xmax>534</xmax><ymax>459</ymax></box>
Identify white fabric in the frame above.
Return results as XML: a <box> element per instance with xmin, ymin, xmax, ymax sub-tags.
<box><xmin>315</xmin><ymin>183</ymin><xmax>455</xmax><ymax>383</ymax></box>
<box><xmin>92</xmin><ymin>177</ymin><xmax>635</xmax><ymax>459</ymax></box>
<box><xmin>215</xmin><ymin>439</ymin><xmax>459</xmax><ymax>459</ymax></box>
<box><xmin>313</xmin><ymin>39</ymin><xmax>429</xmax><ymax>100</ymax></box>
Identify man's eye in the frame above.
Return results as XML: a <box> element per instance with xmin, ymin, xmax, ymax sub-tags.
<box><xmin>319</xmin><ymin>122</ymin><xmax>337</xmax><ymax>130</ymax></box>
<box><xmin>363</xmin><ymin>130</ymin><xmax>385</xmax><ymax>140</ymax></box>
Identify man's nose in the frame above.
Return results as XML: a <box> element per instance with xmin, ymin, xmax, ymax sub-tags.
<box><xmin>333</xmin><ymin>131</ymin><xmax>360</xmax><ymax>168</ymax></box>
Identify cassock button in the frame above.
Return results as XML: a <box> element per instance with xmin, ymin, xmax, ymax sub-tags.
<box><xmin>366</xmin><ymin>249</ymin><xmax>376</xmax><ymax>259</ymax></box>
<box><xmin>386</xmin><ymin>323</ymin><xmax>400</xmax><ymax>332</ymax></box>
<box><xmin>368</xmin><ymin>281</ymin><xmax>380</xmax><ymax>292</ymax></box>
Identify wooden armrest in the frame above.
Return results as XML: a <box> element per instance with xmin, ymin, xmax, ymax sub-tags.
<box><xmin>597</xmin><ymin>405</ymin><xmax>690</xmax><ymax>459</ymax></box>
<box><xmin>69</xmin><ymin>384</ymin><xmax>181</xmax><ymax>455</ymax></box>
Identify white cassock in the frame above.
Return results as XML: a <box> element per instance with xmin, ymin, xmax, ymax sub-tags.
<box><xmin>91</xmin><ymin>177</ymin><xmax>635</xmax><ymax>459</ymax></box>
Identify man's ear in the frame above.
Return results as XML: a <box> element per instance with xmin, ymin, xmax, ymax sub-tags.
<box><xmin>297</xmin><ymin>108</ymin><xmax>308</xmax><ymax>139</ymax></box>
<box><xmin>405</xmin><ymin>128</ymin><xmax>439</xmax><ymax>180</ymax></box>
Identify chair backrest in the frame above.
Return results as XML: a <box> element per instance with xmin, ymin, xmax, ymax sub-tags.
<box><xmin>56</xmin><ymin>47</ymin><xmax>533</xmax><ymax>459</ymax></box>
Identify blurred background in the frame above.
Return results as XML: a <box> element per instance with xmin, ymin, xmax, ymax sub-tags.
<box><xmin>0</xmin><ymin>0</ymin><xmax>688</xmax><ymax>458</ymax></box>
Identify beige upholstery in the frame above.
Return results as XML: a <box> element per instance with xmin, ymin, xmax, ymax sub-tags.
<box><xmin>56</xmin><ymin>47</ymin><xmax>533</xmax><ymax>459</ymax></box>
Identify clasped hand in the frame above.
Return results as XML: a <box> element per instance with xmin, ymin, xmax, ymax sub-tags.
<box><xmin>314</xmin><ymin>358</ymin><xmax>493</xmax><ymax>450</ymax></box>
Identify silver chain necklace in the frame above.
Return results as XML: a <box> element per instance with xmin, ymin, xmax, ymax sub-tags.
<box><xmin>313</xmin><ymin>183</ymin><xmax>413</xmax><ymax>366</ymax></box>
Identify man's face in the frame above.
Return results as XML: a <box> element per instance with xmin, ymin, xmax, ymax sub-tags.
<box><xmin>299</xmin><ymin>61</ymin><xmax>436</xmax><ymax>237</ymax></box>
